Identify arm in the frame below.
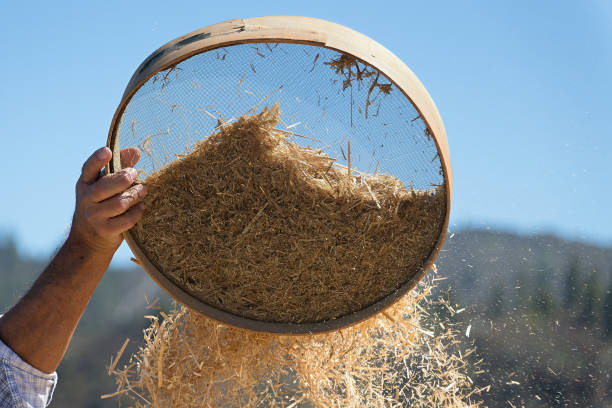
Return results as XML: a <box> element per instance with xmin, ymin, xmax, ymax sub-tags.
<box><xmin>0</xmin><ymin>147</ymin><xmax>146</xmax><ymax>374</ymax></box>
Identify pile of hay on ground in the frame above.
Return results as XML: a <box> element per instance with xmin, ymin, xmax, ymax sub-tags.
<box><xmin>105</xmin><ymin>275</ymin><xmax>485</xmax><ymax>407</ymax></box>
<box><xmin>132</xmin><ymin>104</ymin><xmax>445</xmax><ymax>323</ymax></box>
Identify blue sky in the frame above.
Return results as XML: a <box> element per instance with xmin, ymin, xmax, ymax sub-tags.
<box><xmin>0</xmin><ymin>1</ymin><xmax>610</xmax><ymax>265</ymax></box>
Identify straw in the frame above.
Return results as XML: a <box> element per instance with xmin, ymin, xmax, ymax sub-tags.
<box><xmin>106</xmin><ymin>275</ymin><xmax>484</xmax><ymax>407</ymax></box>
<box><xmin>132</xmin><ymin>104</ymin><xmax>446</xmax><ymax>324</ymax></box>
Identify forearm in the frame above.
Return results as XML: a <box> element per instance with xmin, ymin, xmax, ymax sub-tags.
<box><xmin>0</xmin><ymin>146</ymin><xmax>144</xmax><ymax>374</ymax></box>
<box><xmin>0</xmin><ymin>237</ymin><xmax>113</xmax><ymax>373</ymax></box>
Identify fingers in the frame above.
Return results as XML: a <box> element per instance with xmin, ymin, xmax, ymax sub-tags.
<box><xmin>78</xmin><ymin>184</ymin><xmax>147</xmax><ymax>237</ymax></box>
<box><xmin>88</xmin><ymin>168</ymin><xmax>138</xmax><ymax>203</ymax></box>
<box><xmin>105</xmin><ymin>202</ymin><xmax>145</xmax><ymax>234</ymax></box>
<box><xmin>71</xmin><ymin>146</ymin><xmax>146</xmax><ymax>252</ymax></box>
<box><xmin>120</xmin><ymin>147</ymin><xmax>141</xmax><ymax>169</ymax></box>
<box><xmin>85</xmin><ymin>202</ymin><xmax>145</xmax><ymax>240</ymax></box>
<box><xmin>80</xmin><ymin>147</ymin><xmax>112</xmax><ymax>184</ymax></box>
<box><xmin>96</xmin><ymin>184</ymin><xmax>147</xmax><ymax>218</ymax></box>
<box><xmin>81</xmin><ymin>147</ymin><xmax>140</xmax><ymax>179</ymax></box>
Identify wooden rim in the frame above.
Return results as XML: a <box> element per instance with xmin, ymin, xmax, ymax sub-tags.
<box><xmin>107</xmin><ymin>16</ymin><xmax>452</xmax><ymax>334</ymax></box>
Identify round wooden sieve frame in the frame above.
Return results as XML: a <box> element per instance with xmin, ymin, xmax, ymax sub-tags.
<box><xmin>106</xmin><ymin>16</ymin><xmax>453</xmax><ymax>334</ymax></box>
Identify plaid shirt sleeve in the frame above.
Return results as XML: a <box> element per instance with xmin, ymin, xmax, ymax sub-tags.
<box><xmin>0</xmin><ymin>338</ymin><xmax>57</xmax><ymax>408</ymax></box>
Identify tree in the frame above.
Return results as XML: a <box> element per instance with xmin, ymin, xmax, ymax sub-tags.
<box><xmin>514</xmin><ymin>267</ymin><xmax>531</xmax><ymax>309</ymax></box>
<box><xmin>459</xmin><ymin>264</ymin><xmax>478</xmax><ymax>290</ymax></box>
<box><xmin>601</xmin><ymin>280</ymin><xmax>612</xmax><ymax>338</ymax></box>
<box><xmin>563</xmin><ymin>256</ymin><xmax>580</xmax><ymax>309</ymax></box>
<box><xmin>488</xmin><ymin>283</ymin><xmax>505</xmax><ymax>318</ymax></box>
<box><xmin>578</xmin><ymin>269</ymin><xmax>602</xmax><ymax>326</ymax></box>
<box><xmin>530</xmin><ymin>265</ymin><xmax>556</xmax><ymax>315</ymax></box>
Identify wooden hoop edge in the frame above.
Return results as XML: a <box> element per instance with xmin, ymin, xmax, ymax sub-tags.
<box><xmin>108</xmin><ymin>16</ymin><xmax>452</xmax><ymax>334</ymax></box>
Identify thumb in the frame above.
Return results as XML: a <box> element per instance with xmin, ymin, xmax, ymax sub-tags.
<box><xmin>80</xmin><ymin>147</ymin><xmax>112</xmax><ymax>184</ymax></box>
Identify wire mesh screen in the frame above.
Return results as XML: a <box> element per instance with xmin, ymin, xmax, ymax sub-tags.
<box><xmin>114</xmin><ymin>42</ymin><xmax>447</xmax><ymax>327</ymax></box>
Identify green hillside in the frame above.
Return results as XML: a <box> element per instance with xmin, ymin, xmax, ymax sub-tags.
<box><xmin>436</xmin><ymin>230</ymin><xmax>612</xmax><ymax>407</ymax></box>
<box><xmin>1</xmin><ymin>230</ymin><xmax>610</xmax><ymax>407</ymax></box>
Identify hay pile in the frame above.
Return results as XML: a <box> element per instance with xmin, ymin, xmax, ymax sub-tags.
<box><xmin>105</xmin><ymin>276</ymin><xmax>485</xmax><ymax>407</ymax></box>
<box><xmin>133</xmin><ymin>104</ymin><xmax>445</xmax><ymax>323</ymax></box>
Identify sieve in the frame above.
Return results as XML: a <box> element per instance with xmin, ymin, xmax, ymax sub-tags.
<box><xmin>106</xmin><ymin>16</ymin><xmax>452</xmax><ymax>334</ymax></box>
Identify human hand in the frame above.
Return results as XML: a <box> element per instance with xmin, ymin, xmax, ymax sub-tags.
<box><xmin>67</xmin><ymin>146</ymin><xmax>147</xmax><ymax>256</ymax></box>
